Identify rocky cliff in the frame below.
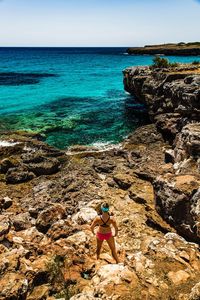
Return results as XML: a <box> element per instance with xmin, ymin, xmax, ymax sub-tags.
<box><xmin>127</xmin><ymin>42</ymin><xmax>200</xmax><ymax>56</ymax></box>
<box><xmin>123</xmin><ymin>64</ymin><xmax>200</xmax><ymax>243</ymax></box>
<box><xmin>0</xmin><ymin>64</ymin><xmax>199</xmax><ymax>300</ymax></box>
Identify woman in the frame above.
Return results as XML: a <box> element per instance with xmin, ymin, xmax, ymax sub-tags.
<box><xmin>90</xmin><ymin>202</ymin><xmax>120</xmax><ymax>264</ymax></box>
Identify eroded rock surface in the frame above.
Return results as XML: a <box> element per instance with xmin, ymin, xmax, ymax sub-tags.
<box><xmin>0</xmin><ymin>63</ymin><xmax>199</xmax><ymax>299</ymax></box>
<box><xmin>123</xmin><ymin>65</ymin><xmax>200</xmax><ymax>243</ymax></box>
<box><xmin>0</xmin><ymin>127</ymin><xmax>199</xmax><ymax>299</ymax></box>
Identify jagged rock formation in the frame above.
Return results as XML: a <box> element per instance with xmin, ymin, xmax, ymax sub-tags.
<box><xmin>0</xmin><ymin>63</ymin><xmax>199</xmax><ymax>299</ymax></box>
<box><xmin>123</xmin><ymin>64</ymin><xmax>200</xmax><ymax>243</ymax></box>
<box><xmin>127</xmin><ymin>42</ymin><xmax>200</xmax><ymax>56</ymax></box>
<box><xmin>0</xmin><ymin>127</ymin><xmax>199</xmax><ymax>300</ymax></box>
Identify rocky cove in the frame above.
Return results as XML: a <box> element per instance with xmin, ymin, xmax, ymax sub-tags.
<box><xmin>0</xmin><ymin>63</ymin><xmax>199</xmax><ymax>300</ymax></box>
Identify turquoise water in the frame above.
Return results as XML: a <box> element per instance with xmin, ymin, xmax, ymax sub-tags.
<box><xmin>0</xmin><ymin>47</ymin><xmax>199</xmax><ymax>149</ymax></box>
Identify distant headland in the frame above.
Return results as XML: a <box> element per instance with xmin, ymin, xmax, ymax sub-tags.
<box><xmin>127</xmin><ymin>42</ymin><xmax>200</xmax><ymax>56</ymax></box>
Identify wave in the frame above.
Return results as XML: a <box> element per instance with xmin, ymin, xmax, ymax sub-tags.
<box><xmin>66</xmin><ymin>141</ymin><xmax>122</xmax><ymax>155</ymax></box>
<box><xmin>0</xmin><ymin>140</ymin><xmax>20</xmax><ymax>147</ymax></box>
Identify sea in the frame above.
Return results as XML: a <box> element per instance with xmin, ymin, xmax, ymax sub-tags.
<box><xmin>0</xmin><ymin>47</ymin><xmax>199</xmax><ymax>149</ymax></box>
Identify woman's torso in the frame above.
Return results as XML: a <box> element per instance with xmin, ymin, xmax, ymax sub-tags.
<box><xmin>97</xmin><ymin>214</ymin><xmax>112</xmax><ymax>234</ymax></box>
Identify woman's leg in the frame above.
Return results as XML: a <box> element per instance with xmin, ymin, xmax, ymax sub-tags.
<box><xmin>96</xmin><ymin>238</ymin><xmax>103</xmax><ymax>259</ymax></box>
<box><xmin>106</xmin><ymin>236</ymin><xmax>120</xmax><ymax>263</ymax></box>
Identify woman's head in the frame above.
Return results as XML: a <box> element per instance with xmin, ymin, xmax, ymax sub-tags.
<box><xmin>101</xmin><ymin>202</ymin><xmax>109</xmax><ymax>213</ymax></box>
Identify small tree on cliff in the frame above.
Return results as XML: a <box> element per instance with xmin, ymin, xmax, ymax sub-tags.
<box><xmin>151</xmin><ymin>56</ymin><xmax>179</xmax><ymax>69</ymax></box>
<box><xmin>152</xmin><ymin>56</ymin><xmax>170</xmax><ymax>68</ymax></box>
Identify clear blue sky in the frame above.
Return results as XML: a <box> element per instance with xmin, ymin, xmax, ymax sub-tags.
<box><xmin>0</xmin><ymin>0</ymin><xmax>200</xmax><ymax>46</ymax></box>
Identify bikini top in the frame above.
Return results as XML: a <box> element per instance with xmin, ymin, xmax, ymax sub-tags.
<box><xmin>99</xmin><ymin>215</ymin><xmax>110</xmax><ymax>227</ymax></box>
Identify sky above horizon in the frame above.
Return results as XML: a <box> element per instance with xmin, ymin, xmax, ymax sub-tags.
<box><xmin>0</xmin><ymin>0</ymin><xmax>200</xmax><ymax>46</ymax></box>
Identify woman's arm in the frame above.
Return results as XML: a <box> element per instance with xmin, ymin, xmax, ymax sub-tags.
<box><xmin>111</xmin><ymin>218</ymin><xmax>118</xmax><ymax>237</ymax></box>
<box><xmin>90</xmin><ymin>217</ymin><xmax>99</xmax><ymax>235</ymax></box>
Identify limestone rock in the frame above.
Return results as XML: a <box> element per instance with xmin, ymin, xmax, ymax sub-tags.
<box><xmin>66</xmin><ymin>231</ymin><xmax>88</xmax><ymax>246</ymax></box>
<box><xmin>0</xmin><ymin>157</ymin><xmax>19</xmax><ymax>173</ymax></box>
<box><xmin>189</xmin><ymin>282</ymin><xmax>200</xmax><ymax>300</ymax></box>
<box><xmin>0</xmin><ymin>196</ymin><xmax>13</xmax><ymax>209</ymax></box>
<box><xmin>0</xmin><ymin>273</ymin><xmax>28</xmax><ymax>299</ymax></box>
<box><xmin>27</xmin><ymin>284</ymin><xmax>49</xmax><ymax>300</ymax></box>
<box><xmin>36</xmin><ymin>204</ymin><xmax>66</xmax><ymax>233</ymax></box>
<box><xmin>72</xmin><ymin>207</ymin><xmax>97</xmax><ymax>225</ymax></box>
<box><xmin>123</xmin><ymin>66</ymin><xmax>200</xmax><ymax>140</ymax></box>
<box><xmin>47</xmin><ymin>219</ymin><xmax>80</xmax><ymax>240</ymax></box>
<box><xmin>93</xmin><ymin>159</ymin><xmax>116</xmax><ymax>173</ymax></box>
<box><xmin>6</xmin><ymin>166</ymin><xmax>35</xmax><ymax>184</ymax></box>
<box><xmin>0</xmin><ymin>216</ymin><xmax>11</xmax><ymax>241</ymax></box>
<box><xmin>0</xmin><ymin>129</ymin><xmax>200</xmax><ymax>300</ymax></box>
<box><xmin>129</xmin><ymin>176</ymin><xmax>154</xmax><ymax>205</ymax></box>
<box><xmin>27</xmin><ymin>157</ymin><xmax>60</xmax><ymax>176</ymax></box>
<box><xmin>70</xmin><ymin>292</ymin><xmax>100</xmax><ymax>300</ymax></box>
<box><xmin>154</xmin><ymin>175</ymin><xmax>200</xmax><ymax>242</ymax></box>
<box><xmin>167</xmin><ymin>270</ymin><xmax>190</xmax><ymax>285</ymax></box>
<box><xmin>92</xmin><ymin>264</ymin><xmax>138</xmax><ymax>286</ymax></box>
<box><xmin>113</xmin><ymin>173</ymin><xmax>133</xmax><ymax>190</ymax></box>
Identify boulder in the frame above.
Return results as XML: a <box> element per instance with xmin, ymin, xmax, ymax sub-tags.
<box><xmin>36</xmin><ymin>204</ymin><xmax>66</xmax><ymax>233</ymax></box>
<box><xmin>0</xmin><ymin>157</ymin><xmax>19</xmax><ymax>173</ymax></box>
<box><xmin>27</xmin><ymin>284</ymin><xmax>49</xmax><ymax>300</ymax></box>
<box><xmin>47</xmin><ymin>219</ymin><xmax>80</xmax><ymax>240</ymax></box>
<box><xmin>93</xmin><ymin>159</ymin><xmax>116</xmax><ymax>173</ymax></box>
<box><xmin>167</xmin><ymin>270</ymin><xmax>190</xmax><ymax>286</ymax></box>
<box><xmin>13</xmin><ymin>212</ymin><xmax>33</xmax><ymax>231</ymax></box>
<box><xmin>113</xmin><ymin>173</ymin><xmax>133</xmax><ymax>190</ymax></box>
<box><xmin>12</xmin><ymin>226</ymin><xmax>45</xmax><ymax>245</ymax></box>
<box><xmin>27</xmin><ymin>157</ymin><xmax>60</xmax><ymax>176</ymax></box>
<box><xmin>189</xmin><ymin>282</ymin><xmax>200</xmax><ymax>300</ymax></box>
<box><xmin>154</xmin><ymin>175</ymin><xmax>200</xmax><ymax>242</ymax></box>
<box><xmin>66</xmin><ymin>231</ymin><xmax>88</xmax><ymax>246</ymax></box>
<box><xmin>6</xmin><ymin>166</ymin><xmax>35</xmax><ymax>184</ymax></box>
<box><xmin>91</xmin><ymin>264</ymin><xmax>138</xmax><ymax>295</ymax></box>
<box><xmin>70</xmin><ymin>292</ymin><xmax>101</xmax><ymax>300</ymax></box>
<box><xmin>0</xmin><ymin>196</ymin><xmax>13</xmax><ymax>209</ymax></box>
<box><xmin>0</xmin><ymin>273</ymin><xmax>28</xmax><ymax>299</ymax></box>
<box><xmin>129</xmin><ymin>176</ymin><xmax>154</xmax><ymax>205</ymax></box>
<box><xmin>72</xmin><ymin>207</ymin><xmax>97</xmax><ymax>225</ymax></box>
<box><xmin>0</xmin><ymin>216</ymin><xmax>11</xmax><ymax>241</ymax></box>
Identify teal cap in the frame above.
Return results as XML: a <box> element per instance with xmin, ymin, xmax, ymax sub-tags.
<box><xmin>101</xmin><ymin>206</ymin><xmax>109</xmax><ymax>212</ymax></box>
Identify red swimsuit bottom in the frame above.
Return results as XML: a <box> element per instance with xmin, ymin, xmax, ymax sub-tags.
<box><xmin>96</xmin><ymin>231</ymin><xmax>112</xmax><ymax>241</ymax></box>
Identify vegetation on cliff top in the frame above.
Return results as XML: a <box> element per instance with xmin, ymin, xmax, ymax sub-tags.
<box><xmin>150</xmin><ymin>56</ymin><xmax>200</xmax><ymax>69</ymax></box>
<box><xmin>127</xmin><ymin>42</ymin><xmax>200</xmax><ymax>56</ymax></box>
<box><xmin>151</xmin><ymin>56</ymin><xmax>178</xmax><ymax>69</ymax></box>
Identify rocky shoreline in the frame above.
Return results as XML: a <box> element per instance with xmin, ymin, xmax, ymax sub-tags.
<box><xmin>127</xmin><ymin>42</ymin><xmax>200</xmax><ymax>56</ymax></box>
<box><xmin>0</xmin><ymin>63</ymin><xmax>200</xmax><ymax>299</ymax></box>
<box><xmin>123</xmin><ymin>64</ymin><xmax>200</xmax><ymax>243</ymax></box>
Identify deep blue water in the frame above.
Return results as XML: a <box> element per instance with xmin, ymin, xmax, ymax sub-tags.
<box><xmin>0</xmin><ymin>47</ymin><xmax>199</xmax><ymax>149</ymax></box>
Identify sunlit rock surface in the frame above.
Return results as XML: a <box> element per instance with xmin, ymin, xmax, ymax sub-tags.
<box><xmin>0</xmin><ymin>63</ymin><xmax>199</xmax><ymax>299</ymax></box>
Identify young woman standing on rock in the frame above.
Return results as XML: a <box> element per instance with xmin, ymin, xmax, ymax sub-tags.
<box><xmin>90</xmin><ymin>202</ymin><xmax>120</xmax><ymax>264</ymax></box>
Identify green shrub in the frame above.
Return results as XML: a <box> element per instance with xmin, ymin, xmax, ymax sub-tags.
<box><xmin>151</xmin><ymin>56</ymin><xmax>179</xmax><ymax>69</ymax></box>
<box><xmin>152</xmin><ymin>56</ymin><xmax>170</xmax><ymax>68</ymax></box>
<box><xmin>47</xmin><ymin>255</ymin><xmax>76</xmax><ymax>300</ymax></box>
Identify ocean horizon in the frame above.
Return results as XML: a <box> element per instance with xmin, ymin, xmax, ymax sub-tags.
<box><xmin>0</xmin><ymin>47</ymin><xmax>198</xmax><ymax>149</ymax></box>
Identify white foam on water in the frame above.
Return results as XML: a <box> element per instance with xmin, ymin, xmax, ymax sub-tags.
<box><xmin>0</xmin><ymin>140</ymin><xmax>20</xmax><ymax>147</ymax></box>
<box><xmin>91</xmin><ymin>140</ymin><xmax>123</xmax><ymax>151</ymax></box>
<box><xmin>66</xmin><ymin>141</ymin><xmax>122</xmax><ymax>155</ymax></box>
<box><xmin>92</xmin><ymin>141</ymin><xmax>112</xmax><ymax>148</ymax></box>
